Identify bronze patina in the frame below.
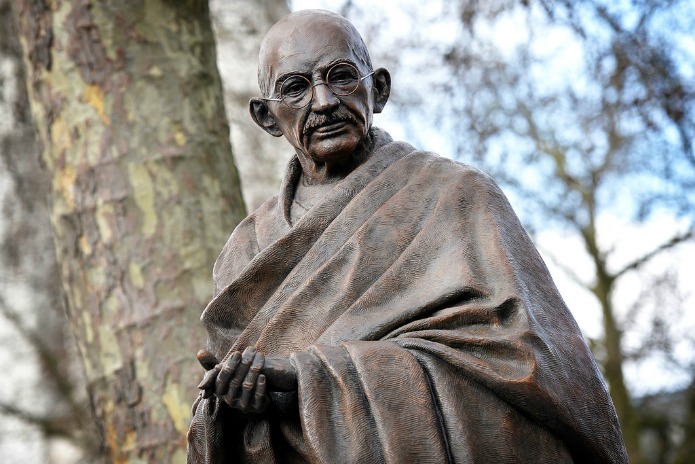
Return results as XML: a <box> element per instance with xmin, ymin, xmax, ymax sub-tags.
<box><xmin>187</xmin><ymin>9</ymin><xmax>628</xmax><ymax>463</ymax></box>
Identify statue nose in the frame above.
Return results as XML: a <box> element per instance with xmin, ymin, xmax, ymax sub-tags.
<box><xmin>311</xmin><ymin>82</ymin><xmax>340</xmax><ymax>112</ymax></box>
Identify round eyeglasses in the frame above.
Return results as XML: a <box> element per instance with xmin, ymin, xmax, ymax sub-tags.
<box><xmin>262</xmin><ymin>63</ymin><xmax>375</xmax><ymax>109</ymax></box>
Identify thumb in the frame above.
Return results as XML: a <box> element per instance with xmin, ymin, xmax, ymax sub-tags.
<box><xmin>196</xmin><ymin>349</ymin><xmax>219</xmax><ymax>370</ymax></box>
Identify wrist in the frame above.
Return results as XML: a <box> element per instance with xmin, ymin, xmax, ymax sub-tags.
<box><xmin>263</xmin><ymin>357</ymin><xmax>297</xmax><ymax>392</ymax></box>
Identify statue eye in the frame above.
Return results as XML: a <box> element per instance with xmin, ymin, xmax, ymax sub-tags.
<box><xmin>281</xmin><ymin>77</ymin><xmax>310</xmax><ymax>98</ymax></box>
<box><xmin>328</xmin><ymin>65</ymin><xmax>359</xmax><ymax>86</ymax></box>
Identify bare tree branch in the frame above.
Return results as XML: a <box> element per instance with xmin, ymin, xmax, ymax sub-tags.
<box><xmin>0</xmin><ymin>402</ymin><xmax>74</xmax><ymax>439</ymax></box>
<box><xmin>614</xmin><ymin>228</ymin><xmax>694</xmax><ymax>279</ymax></box>
<box><xmin>0</xmin><ymin>293</ymin><xmax>85</xmax><ymax>426</ymax></box>
<box><xmin>0</xmin><ymin>294</ymin><xmax>43</xmax><ymax>350</ymax></box>
<box><xmin>536</xmin><ymin>243</ymin><xmax>589</xmax><ymax>288</ymax></box>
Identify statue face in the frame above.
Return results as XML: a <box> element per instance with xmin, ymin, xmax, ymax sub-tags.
<box><xmin>260</xmin><ymin>18</ymin><xmax>377</xmax><ymax>166</ymax></box>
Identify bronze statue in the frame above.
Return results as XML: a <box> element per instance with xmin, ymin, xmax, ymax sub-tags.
<box><xmin>187</xmin><ymin>9</ymin><xmax>628</xmax><ymax>463</ymax></box>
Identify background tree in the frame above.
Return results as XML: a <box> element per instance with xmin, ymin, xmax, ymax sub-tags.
<box><xmin>13</xmin><ymin>0</ymin><xmax>246</xmax><ymax>461</ymax></box>
<box><xmin>4</xmin><ymin>1</ymin><xmax>288</xmax><ymax>461</ymax></box>
<box><xmin>210</xmin><ymin>0</ymin><xmax>291</xmax><ymax>211</ymax></box>
<box><xmin>1</xmin><ymin>0</ymin><xmax>98</xmax><ymax>460</ymax></box>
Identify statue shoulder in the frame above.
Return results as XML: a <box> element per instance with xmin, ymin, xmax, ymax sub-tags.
<box><xmin>403</xmin><ymin>150</ymin><xmax>502</xmax><ymax>192</ymax></box>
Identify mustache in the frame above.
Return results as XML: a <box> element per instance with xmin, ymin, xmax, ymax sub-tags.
<box><xmin>304</xmin><ymin>108</ymin><xmax>360</xmax><ymax>132</ymax></box>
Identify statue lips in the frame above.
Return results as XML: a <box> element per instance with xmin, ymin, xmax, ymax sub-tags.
<box><xmin>304</xmin><ymin>108</ymin><xmax>359</xmax><ymax>141</ymax></box>
<box><xmin>311</xmin><ymin>121</ymin><xmax>349</xmax><ymax>137</ymax></box>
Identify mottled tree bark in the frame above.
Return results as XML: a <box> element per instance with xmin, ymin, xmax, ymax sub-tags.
<box><xmin>15</xmin><ymin>1</ymin><xmax>246</xmax><ymax>461</ymax></box>
<box><xmin>2</xmin><ymin>0</ymin><xmax>96</xmax><ymax>459</ymax></box>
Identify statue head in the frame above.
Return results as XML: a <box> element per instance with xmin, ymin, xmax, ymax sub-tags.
<box><xmin>249</xmin><ymin>10</ymin><xmax>391</xmax><ymax>175</ymax></box>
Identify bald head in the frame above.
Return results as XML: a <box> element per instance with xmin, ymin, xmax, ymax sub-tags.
<box><xmin>249</xmin><ymin>9</ymin><xmax>391</xmax><ymax>179</ymax></box>
<box><xmin>257</xmin><ymin>10</ymin><xmax>373</xmax><ymax>97</ymax></box>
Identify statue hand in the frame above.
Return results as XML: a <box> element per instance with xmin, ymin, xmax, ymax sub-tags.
<box><xmin>196</xmin><ymin>349</ymin><xmax>220</xmax><ymax>399</ymax></box>
<box><xmin>192</xmin><ymin>348</ymin><xmax>220</xmax><ymax>415</ymax></box>
<box><xmin>194</xmin><ymin>348</ymin><xmax>296</xmax><ymax>414</ymax></box>
<box><xmin>213</xmin><ymin>346</ymin><xmax>269</xmax><ymax>414</ymax></box>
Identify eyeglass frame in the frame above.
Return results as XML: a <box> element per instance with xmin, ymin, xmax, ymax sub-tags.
<box><xmin>261</xmin><ymin>62</ymin><xmax>376</xmax><ymax>109</ymax></box>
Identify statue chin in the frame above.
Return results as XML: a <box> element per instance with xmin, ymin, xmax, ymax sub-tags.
<box><xmin>305</xmin><ymin>127</ymin><xmax>362</xmax><ymax>165</ymax></box>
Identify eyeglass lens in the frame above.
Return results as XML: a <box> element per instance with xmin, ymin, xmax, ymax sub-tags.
<box><xmin>280</xmin><ymin>63</ymin><xmax>363</xmax><ymax>109</ymax></box>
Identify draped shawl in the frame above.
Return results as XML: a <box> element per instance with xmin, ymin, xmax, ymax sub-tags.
<box><xmin>187</xmin><ymin>130</ymin><xmax>627</xmax><ymax>463</ymax></box>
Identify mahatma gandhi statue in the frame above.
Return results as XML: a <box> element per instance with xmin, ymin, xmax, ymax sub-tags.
<box><xmin>187</xmin><ymin>9</ymin><xmax>628</xmax><ymax>463</ymax></box>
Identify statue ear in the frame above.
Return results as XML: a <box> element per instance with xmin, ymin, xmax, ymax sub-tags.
<box><xmin>249</xmin><ymin>98</ymin><xmax>283</xmax><ymax>137</ymax></box>
<box><xmin>372</xmin><ymin>68</ymin><xmax>391</xmax><ymax>114</ymax></box>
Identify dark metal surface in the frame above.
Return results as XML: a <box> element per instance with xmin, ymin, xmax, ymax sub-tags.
<box><xmin>187</xmin><ymin>10</ymin><xmax>628</xmax><ymax>463</ymax></box>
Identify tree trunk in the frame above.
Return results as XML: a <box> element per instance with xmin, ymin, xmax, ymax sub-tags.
<box><xmin>585</xmin><ymin>222</ymin><xmax>642</xmax><ymax>462</ymax></box>
<box><xmin>674</xmin><ymin>376</ymin><xmax>695</xmax><ymax>463</ymax></box>
<box><xmin>15</xmin><ymin>1</ymin><xmax>246</xmax><ymax>461</ymax></box>
<box><xmin>595</xmin><ymin>275</ymin><xmax>643</xmax><ymax>462</ymax></box>
<box><xmin>2</xmin><ymin>0</ymin><xmax>98</xmax><ymax>460</ymax></box>
<box><xmin>210</xmin><ymin>0</ymin><xmax>290</xmax><ymax>211</ymax></box>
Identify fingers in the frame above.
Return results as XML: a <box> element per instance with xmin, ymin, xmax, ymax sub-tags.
<box><xmin>196</xmin><ymin>349</ymin><xmax>218</xmax><ymax>370</ymax></box>
<box><xmin>215</xmin><ymin>351</ymin><xmax>241</xmax><ymax>396</ymax></box>
<box><xmin>222</xmin><ymin>346</ymin><xmax>256</xmax><ymax>403</ymax></box>
<box><xmin>250</xmin><ymin>374</ymin><xmax>269</xmax><ymax>413</ymax></box>
<box><xmin>196</xmin><ymin>349</ymin><xmax>221</xmax><ymax>399</ymax></box>
<box><xmin>199</xmin><ymin>346</ymin><xmax>270</xmax><ymax>414</ymax></box>
<box><xmin>238</xmin><ymin>352</ymin><xmax>265</xmax><ymax>411</ymax></box>
<box><xmin>197</xmin><ymin>366</ymin><xmax>220</xmax><ymax>398</ymax></box>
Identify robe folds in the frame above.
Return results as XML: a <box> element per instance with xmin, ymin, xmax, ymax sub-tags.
<box><xmin>187</xmin><ymin>129</ymin><xmax>628</xmax><ymax>463</ymax></box>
